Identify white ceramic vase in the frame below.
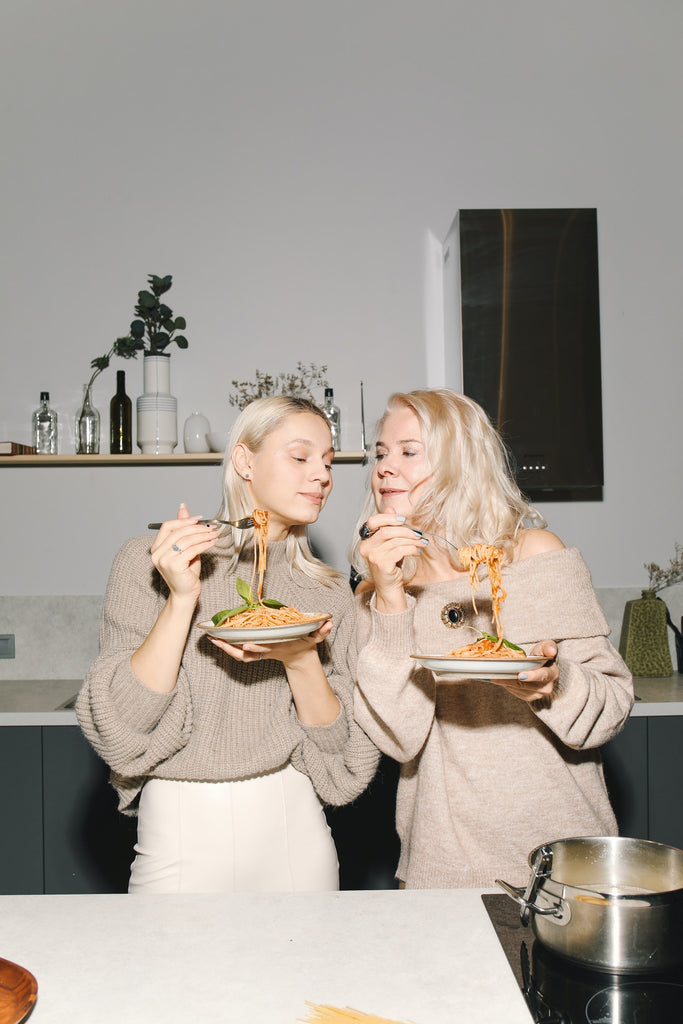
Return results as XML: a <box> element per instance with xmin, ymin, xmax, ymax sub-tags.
<box><xmin>136</xmin><ymin>353</ymin><xmax>178</xmax><ymax>454</ymax></box>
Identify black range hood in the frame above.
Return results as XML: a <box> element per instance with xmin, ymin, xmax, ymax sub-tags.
<box><xmin>447</xmin><ymin>208</ymin><xmax>604</xmax><ymax>502</ymax></box>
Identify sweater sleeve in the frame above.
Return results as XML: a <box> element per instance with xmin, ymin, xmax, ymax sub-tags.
<box><xmin>76</xmin><ymin>537</ymin><xmax>194</xmax><ymax>784</ymax></box>
<box><xmin>532</xmin><ymin>635</ymin><xmax>634</xmax><ymax>748</ymax></box>
<box><xmin>288</xmin><ymin>586</ymin><xmax>380</xmax><ymax>805</ymax></box>
<box><xmin>500</xmin><ymin>549</ymin><xmax>634</xmax><ymax>749</ymax></box>
<box><xmin>353</xmin><ymin>592</ymin><xmax>437</xmax><ymax>763</ymax></box>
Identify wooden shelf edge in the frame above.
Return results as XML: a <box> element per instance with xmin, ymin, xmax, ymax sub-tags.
<box><xmin>0</xmin><ymin>451</ymin><xmax>368</xmax><ymax>467</ymax></box>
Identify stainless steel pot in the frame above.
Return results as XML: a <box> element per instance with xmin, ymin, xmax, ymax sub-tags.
<box><xmin>496</xmin><ymin>836</ymin><xmax>683</xmax><ymax>974</ymax></box>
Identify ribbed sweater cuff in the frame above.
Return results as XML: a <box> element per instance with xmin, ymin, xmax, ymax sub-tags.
<box><xmin>109</xmin><ymin>661</ymin><xmax>175</xmax><ymax>731</ymax></box>
<box><xmin>300</xmin><ymin>708</ymin><xmax>349</xmax><ymax>753</ymax></box>
<box><xmin>368</xmin><ymin>593</ymin><xmax>416</xmax><ymax>654</ymax></box>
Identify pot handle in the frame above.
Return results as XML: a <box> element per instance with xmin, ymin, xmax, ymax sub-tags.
<box><xmin>494</xmin><ymin>877</ymin><xmax>567</xmax><ymax>923</ymax></box>
<box><xmin>496</xmin><ymin>843</ymin><xmax>560</xmax><ymax>926</ymax></box>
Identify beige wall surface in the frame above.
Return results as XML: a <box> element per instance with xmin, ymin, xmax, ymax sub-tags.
<box><xmin>1</xmin><ymin>1</ymin><xmax>681</xmax><ymax>595</ymax></box>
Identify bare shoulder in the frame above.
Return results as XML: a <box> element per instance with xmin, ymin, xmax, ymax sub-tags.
<box><xmin>514</xmin><ymin>528</ymin><xmax>565</xmax><ymax>561</ymax></box>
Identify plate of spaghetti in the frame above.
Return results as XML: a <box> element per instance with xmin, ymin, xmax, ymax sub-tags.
<box><xmin>197</xmin><ymin>614</ymin><xmax>331</xmax><ymax>644</ymax></box>
<box><xmin>410</xmin><ymin>543</ymin><xmax>546</xmax><ymax>677</ymax></box>
<box><xmin>410</xmin><ymin>652</ymin><xmax>547</xmax><ymax>679</ymax></box>
<box><xmin>197</xmin><ymin>507</ymin><xmax>330</xmax><ymax>643</ymax></box>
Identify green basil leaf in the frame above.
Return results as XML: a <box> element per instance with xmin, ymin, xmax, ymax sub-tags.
<box><xmin>262</xmin><ymin>598</ymin><xmax>285</xmax><ymax>608</ymax></box>
<box><xmin>501</xmin><ymin>638</ymin><xmax>525</xmax><ymax>652</ymax></box>
<box><xmin>480</xmin><ymin>630</ymin><xmax>524</xmax><ymax>652</ymax></box>
<box><xmin>235</xmin><ymin>577</ymin><xmax>254</xmax><ymax>604</ymax></box>
<box><xmin>211</xmin><ymin>602</ymin><xmax>250</xmax><ymax>625</ymax></box>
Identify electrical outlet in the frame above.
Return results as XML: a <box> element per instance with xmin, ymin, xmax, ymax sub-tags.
<box><xmin>0</xmin><ymin>634</ymin><xmax>15</xmax><ymax>658</ymax></box>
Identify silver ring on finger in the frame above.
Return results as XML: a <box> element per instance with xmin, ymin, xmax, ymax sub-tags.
<box><xmin>172</xmin><ymin>543</ymin><xmax>181</xmax><ymax>552</ymax></box>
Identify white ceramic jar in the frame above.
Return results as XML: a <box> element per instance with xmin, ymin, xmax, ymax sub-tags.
<box><xmin>183</xmin><ymin>412</ymin><xmax>211</xmax><ymax>453</ymax></box>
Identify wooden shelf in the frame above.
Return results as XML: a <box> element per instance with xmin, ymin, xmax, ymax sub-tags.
<box><xmin>0</xmin><ymin>451</ymin><xmax>368</xmax><ymax>467</ymax></box>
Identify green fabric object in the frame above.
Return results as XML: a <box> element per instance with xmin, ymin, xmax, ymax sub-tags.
<box><xmin>619</xmin><ymin>590</ymin><xmax>674</xmax><ymax>677</ymax></box>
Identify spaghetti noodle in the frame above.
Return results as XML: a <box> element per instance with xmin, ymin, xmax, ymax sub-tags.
<box><xmin>458</xmin><ymin>544</ymin><xmax>506</xmax><ymax>638</ymax></box>
<box><xmin>213</xmin><ymin>508</ymin><xmax>324</xmax><ymax>629</ymax></box>
<box><xmin>252</xmin><ymin>507</ymin><xmax>270</xmax><ymax>601</ymax></box>
<box><xmin>448</xmin><ymin>635</ymin><xmax>520</xmax><ymax>659</ymax></box>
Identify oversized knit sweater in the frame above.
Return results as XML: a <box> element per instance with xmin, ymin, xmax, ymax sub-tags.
<box><xmin>77</xmin><ymin>534</ymin><xmax>379</xmax><ymax>813</ymax></box>
<box><xmin>354</xmin><ymin>547</ymin><xmax>634</xmax><ymax>889</ymax></box>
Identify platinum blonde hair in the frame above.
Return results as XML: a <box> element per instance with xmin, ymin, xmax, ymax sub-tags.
<box><xmin>349</xmin><ymin>388</ymin><xmax>546</xmax><ymax>581</ymax></box>
<box><xmin>216</xmin><ymin>396</ymin><xmax>340</xmax><ymax>585</ymax></box>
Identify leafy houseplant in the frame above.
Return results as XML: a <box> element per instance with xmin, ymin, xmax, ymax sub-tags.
<box><xmin>84</xmin><ymin>274</ymin><xmax>190</xmax><ymax>395</ymax></box>
<box><xmin>229</xmin><ymin>362</ymin><xmax>329</xmax><ymax>410</ymax></box>
<box><xmin>116</xmin><ymin>274</ymin><xmax>189</xmax><ymax>356</ymax></box>
<box><xmin>79</xmin><ymin>274</ymin><xmax>190</xmax><ymax>455</ymax></box>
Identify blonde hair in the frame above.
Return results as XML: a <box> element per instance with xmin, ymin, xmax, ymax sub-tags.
<box><xmin>349</xmin><ymin>388</ymin><xmax>546</xmax><ymax>580</ymax></box>
<box><xmin>216</xmin><ymin>396</ymin><xmax>340</xmax><ymax>585</ymax></box>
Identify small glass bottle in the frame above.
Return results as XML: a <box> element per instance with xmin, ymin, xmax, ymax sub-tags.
<box><xmin>32</xmin><ymin>391</ymin><xmax>58</xmax><ymax>454</ymax></box>
<box><xmin>75</xmin><ymin>385</ymin><xmax>100</xmax><ymax>454</ymax></box>
<box><xmin>110</xmin><ymin>370</ymin><xmax>132</xmax><ymax>454</ymax></box>
<box><xmin>322</xmin><ymin>387</ymin><xmax>341</xmax><ymax>451</ymax></box>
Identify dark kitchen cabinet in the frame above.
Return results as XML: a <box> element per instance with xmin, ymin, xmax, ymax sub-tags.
<box><xmin>0</xmin><ymin>727</ymin><xmax>44</xmax><ymax>893</ymax></box>
<box><xmin>42</xmin><ymin>726</ymin><xmax>136</xmax><ymax>893</ymax></box>
<box><xmin>648</xmin><ymin>717</ymin><xmax>683</xmax><ymax>850</ymax></box>
<box><xmin>0</xmin><ymin>726</ymin><xmax>135</xmax><ymax>895</ymax></box>
<box><xmin>602</xmin><ymin>715</ymin><xmax>683</xmax><ymax>849</ymax></box>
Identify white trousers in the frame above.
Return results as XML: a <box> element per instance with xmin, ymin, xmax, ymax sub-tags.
<box><xmin>128</xmin><ymin>765</ymin><xmax>339</xmax><ymax>893</ymax></box>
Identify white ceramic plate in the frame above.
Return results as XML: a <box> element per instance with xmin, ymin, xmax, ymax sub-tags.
<box><xmin>197</xmin><ymin>614</ymin><xmax>331</xmax><ymax>644</ymax></box>
<box><xmin>410</xmin><ymin>653</ymin><xmax>547</xmax><ymax>679</ymax></box>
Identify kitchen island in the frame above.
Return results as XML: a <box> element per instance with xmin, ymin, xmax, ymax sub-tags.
<box><xmin>0</xmin><ymin>888</ymin><xmax>532</xmax><ymax>1023</ymax></box>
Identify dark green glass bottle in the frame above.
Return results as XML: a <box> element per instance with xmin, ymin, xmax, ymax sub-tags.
<box><xmin>110</xmin><ymin>370</ymin><xmax>132</xmax><ymax>454</ymax></box>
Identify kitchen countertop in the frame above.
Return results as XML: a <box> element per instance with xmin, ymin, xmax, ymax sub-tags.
<box><xmin>1</xmin><ymin>674</ymin><xmax>682</xmax><ymax>725</ymax></box>
<box><xmin>0</xmin><ymin>888</ymin><xmax>531</xmax><ymax>1023</ymax></box>
<box><xmin>0</xmin><ymin>679</ymin><xmax>80</xmax><ymax>724</ymax></box>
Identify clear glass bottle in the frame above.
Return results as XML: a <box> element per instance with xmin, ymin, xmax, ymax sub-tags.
<box><xmin>75</xmin><ymin>385</ymin><xmax>100</xmax><ymax>454</ymax></box>
<box><xmin>110</xmin><ymin>370</ymin><xmax>132</xmax><ymax>454</ymax></box>
<box><xmin>322</xmin><ymin>387</ymin><xmax>341</xmax><ymax>451</ymax></box>
<box><xmin>32</xmin><ymin>391</ymin><xmax>58</xmax><ymax>454</ymax></box>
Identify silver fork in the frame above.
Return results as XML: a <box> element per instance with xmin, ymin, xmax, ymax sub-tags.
<box><xmin>359</xmin><ymin>522</ymin><xmax>460</xmax><ymax>554</ymax></box>
<box><xmin>147</xmin><ymin>517</ymin><xmax>255</xmax><ymax>530</ymax></box>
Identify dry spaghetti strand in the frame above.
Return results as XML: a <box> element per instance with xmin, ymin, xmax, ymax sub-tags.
<box><xmin>301</xmin><ymin>1004</ymin><xmax>418</xmax><ymax>1024</ymax></box>
<box><xmin>458</xmin><ymin>544</ymin><xmax>506</xmax><ymax>638</ymax></box>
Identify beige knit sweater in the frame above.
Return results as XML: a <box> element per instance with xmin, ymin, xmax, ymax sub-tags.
<box><xmin>77</xmin><ymin>535</ymin><xmax>379</xmax><ymax>813</ymax></box>
<box><xmin>354</xmin><ymin>547</ymin><xmax>634</xmax><ymax>889</ymax></box>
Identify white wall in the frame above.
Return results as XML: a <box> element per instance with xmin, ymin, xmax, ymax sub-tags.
<box><xmin>1</xmin><ymin>0</ymin><xmax>682</xmax><ymax>596</ymax></box>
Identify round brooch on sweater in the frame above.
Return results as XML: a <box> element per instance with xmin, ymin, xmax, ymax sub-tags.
<box><xmin>441</xmin><ymin>602</ymin><xmax>465</xmax><ymax>627</ymax></box>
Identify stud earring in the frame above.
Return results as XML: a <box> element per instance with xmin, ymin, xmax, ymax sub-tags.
<box><xmin>244</xmin><ymin>473</ymin><xmax>250</xmax><ymax>479</ymax></box>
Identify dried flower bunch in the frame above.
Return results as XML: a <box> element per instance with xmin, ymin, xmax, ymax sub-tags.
<box><xmin>644</xmin><ymin>542</ymin><xmax>683</xmax><ymax>593</ymax></box>
<box><xmin>229</xmin><ymin>362</ymin><xmax>329</xmax><ymax>410</ymax></box>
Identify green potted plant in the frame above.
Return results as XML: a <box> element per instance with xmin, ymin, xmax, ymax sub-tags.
<box><xmin>78</xmin><ymin>275</ymin><xmax>189</xmax><ymax>455</ymax></box>
<box><xmin>619</xmin><ymin>543</ymin><xmax>683</xmax><ymax>676</ymax></box>
<box><xmin>116</xmin><ymin>274</ymin><xmax>189</xmax><ymax>453</ymax></box>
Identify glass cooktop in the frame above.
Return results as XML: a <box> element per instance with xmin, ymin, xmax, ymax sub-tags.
<box><xmin>482</xmin><ymin>893</ymin><xmax>683</xmax><ymax>1024</ymax></box>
